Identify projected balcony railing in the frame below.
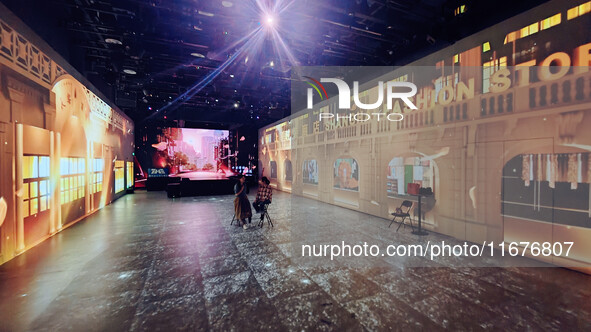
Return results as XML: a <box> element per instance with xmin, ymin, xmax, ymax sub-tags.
<box><xmin>398</xmin><ymin>109</ymin><xmax>436</xmax><ymax>130</ymax></box>
<box><xmin>480</xmin><ymin>92</ymin><xmax>514</xmax><ymax>117</ymax></box>
<box><xmin>528</xmin><ymin>73</ymin><xmax>591</xmax><ymax>109</ymax></box>
<box><xmin>337</xmin><ymin>126</ymin><xmax>356</xmax><ymax>139</ymax></box>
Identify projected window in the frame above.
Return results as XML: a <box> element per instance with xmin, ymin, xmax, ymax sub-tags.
<box><xmin>502</xmin><ymin>153</ymin><xmax>591</xmax><ymax>228</ymax></box>
<box><xmin>334</xmin><ymin>158</ymin><xmax>359</xmax><ymax>191</ymax></box>
<box><xmin>60</xmin><ymin>158</ymin><xmax>85</xmax><ymax>204</ymax></box>
<box><xmin>23</xmin><ymin>156</ymin><xmax>50</xmax><ymax>218</ymax></box>
<box><xmin>387</xmin><ymin>157</ymin><xmax>433</xmax><ymax>197</ymax></box>
<box><xmin>126</xmin><ymin>161</ymin><xmax>134</xmax><ymax>188</ymax></box>
<box><xmin>91</xmin><ymin>159</ymin><xmax>104</xmax><ymax>194</ymax></box>
<box><xmin>115</xmin><ymin>160</ymin><xmax>124</xmax><ymax>193</ymax></box>
<box><xmin>504</xmin><ymin>13</ymin><xmax>561</xmax><ymax>43</ymax></box>
<box><xmin>483</xmin><ymin>57</ymin><xmax>507</xmax><ymax>93</ymax></box>
<box><xmin>303</xmin><ymin>160</ymin><xmax>319</xmax><ymax>185</ymax></box>
<box><xmin>567</xmin><ymin>2</ymin><xmax>590</xmax><ymax>20</ymax></box>
<box><xmin>482</xmin><ymin>42</ymin><xmax>491</xmax><ymax>53</ymax></box>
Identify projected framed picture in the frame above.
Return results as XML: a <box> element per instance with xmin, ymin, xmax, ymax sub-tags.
<box><xmin>303</xmin><ymin>159</ymin><xmax>318</xmax><ymax>185</ymax></box>
<box><xmin>334</xmin><ymin>158</ymin><xmax>359</xmax><ymax>191</ymax></box>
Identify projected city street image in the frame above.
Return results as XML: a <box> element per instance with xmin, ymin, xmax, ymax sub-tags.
<box><xmin>152</xmin><ymin>128</ymin><xmax>232</xmax><ymax>179</ymax></box>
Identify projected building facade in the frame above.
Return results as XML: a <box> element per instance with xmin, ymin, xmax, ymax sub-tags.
<box><xmin>0</xmin><ymin>13</ymin><xmax>134</xmax><ymax>265</ymax></box>
<box><xmin>260</xmin><ymin>0</ymin><xmax>591</xmax><ymax>270</ymax></box>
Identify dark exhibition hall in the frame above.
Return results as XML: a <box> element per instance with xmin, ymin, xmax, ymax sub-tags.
<box><xmin>1</xmin><ymin>0</ymin><xmax>591</xmax><ymax>330</ymax></box>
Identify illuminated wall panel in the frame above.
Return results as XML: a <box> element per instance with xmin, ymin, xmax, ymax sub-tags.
<box><xmin>92</xmin><ymin>159</ymin><xmax>104</xmax><ymax>194</ymax></box>
<box><xmin>114</xmin><ymin>160</ymin><xmax>125</xmax><ymax>194</ymax></box>
<box><xmin>126</xmin><ymin>161</ymin><xmax>134</xmax><ymax>189</ymax></box>
<box><xmin>0</xmin><ymin>9</ymin><xmax>134</xmax><ymax>265</ymax></box>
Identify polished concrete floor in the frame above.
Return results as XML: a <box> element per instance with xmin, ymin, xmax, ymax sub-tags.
<box><xmin>0</xmin><ymin>190</ymin><xmax>590</xmax><ymax>331</ymax></box>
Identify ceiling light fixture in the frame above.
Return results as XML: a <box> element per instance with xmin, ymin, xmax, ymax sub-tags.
<box><xmin>105</xmin><ymin>38</ymin><xmax>122</xmax><ymax>45</ymax></box>
<box><xmin>234</xmin><ymin>103</ymin><xmax>239</xmax><ymax>108</ymax></box>
<box><xmin>123</xmin><ymin>69</ymin><xmax>137</xmax><ymax>75</ymax></box>
<box><xmin>191</xmin><ymin>52</ymin><xmax>206</xmax><ymax>58</ymax></box>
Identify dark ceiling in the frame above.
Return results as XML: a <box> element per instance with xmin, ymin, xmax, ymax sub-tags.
<box><xmin>1</xmin><ymin>0</ymin><xmax>548</xmax><ymax>128</ymax></box>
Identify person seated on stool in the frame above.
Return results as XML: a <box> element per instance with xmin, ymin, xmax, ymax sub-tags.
<box><xmin>234</xmin><ymin>175</ymin><xmax>252</xmax><ymax>229</ymax></box>
<box><xmin>253</xmin><ymin>177</ymin><xmax>272</xmax><ymax>221</ymax></box>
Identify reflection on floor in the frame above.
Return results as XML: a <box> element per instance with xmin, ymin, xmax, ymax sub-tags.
<box><xmin>0</xmin><ymin>191</ymin><xmax>590</xmax><ymax>331</ymax></box>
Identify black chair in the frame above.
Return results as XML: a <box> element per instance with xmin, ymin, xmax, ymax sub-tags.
<box><xmin>258</xmin><ymin>202</ymin><xmax>273</xmax><ymax>228</ymax></box>
<box><xmin>389</xmin><ymin>200</ymin><xmax>414</xmax><ymax>232</ymax></box>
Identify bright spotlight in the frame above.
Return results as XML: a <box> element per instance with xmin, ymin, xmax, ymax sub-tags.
<box><xmin>263</xmin><ymin>14</ymin><xmax>276</xmax><ymax>28</ymax></box>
